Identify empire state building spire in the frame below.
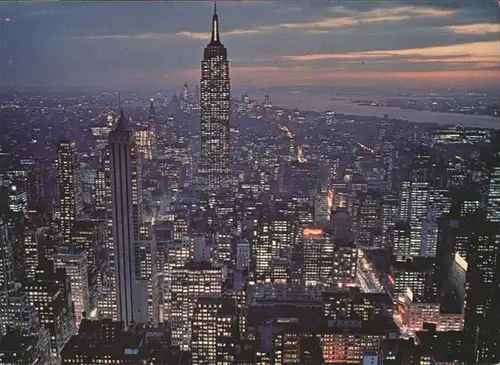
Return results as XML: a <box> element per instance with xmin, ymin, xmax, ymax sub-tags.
<box><xmin>211</xmin><ymin>1</ymin><xmax>220</xmax><ymax>44</ymax></box>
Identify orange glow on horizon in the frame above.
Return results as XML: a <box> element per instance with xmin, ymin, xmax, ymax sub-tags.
<box><xmin>173</xmin><ymin>66</ymin><xmax>500</xmax><ymax>87</ymax></box>
<box><xmin>281</xmin><ymin>41</ymin><xmax>498</xmax><ymax>62</ymax></box>
<box><xmin>233</xmin><ymin>67</ymin><xmax>500</xmax><ymax>82</ymax></box>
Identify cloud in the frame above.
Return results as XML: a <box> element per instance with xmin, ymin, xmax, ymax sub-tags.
<box><xmin>176</xmin><ymin>28</ymin><xmax>266</xmax><ymax>39</ymax></box>
<box><xmin>70</xmin><ymin>4</ymin><xmax>461</xmax><ymax>43</ymax></box>
<box><xmin>73</xmin><ymin>28</ymin><xmax>271</xmax><ymax>42</ymax></box>
<box><xmin>246</xmin><ymin>5</ymin><xmax>457</xmax><ymax>34</ymax></box>
<box><xmin>447</xmin><ymin>23</ymin><xmax>500</xmax><ymax>34</ymax></box>
<box><xmin>78</xmin><ymin>4</ymin><xmax>459</xmax><ymax>43</ymax></box>
<box><xmin>72</xmin><ymin>34</ymin><xmax>132</xmax><ymax>40</ymax></box>
<box><xmin>175</xmin><ymin>31</ymin><xmax>207</xmax><ymax>40</ymax></box>
<box><xmin>281</xmin><ymin>41</ymin><xmax>500</xmax><ymax>63</ymax></box>
<box><xmin>225</xmin><ymin>5</ymin><xmax>457</xmax><ymax>35</ymax></box>
<box><xmin>291</xmin><ymin>5</ymin><xmax>457</xmax><ymax>30</ymax></box>
<box><xmin>361</xmin><ymin>5</ymin><xmax>456</xmax><ymax>18</ymax></box>
<box><xmin>74</xmin><ymin>32</ymin><xmax>183</xmax><ymax>40</ymax></box>
<box><xmin>269</xmin><ymin>40</ymin><xmax>499</xmax><ymax>78</ymax></box>
<box><xmin>228</xmin><ymin>65</ymin><xmax>499</xmax><ymax>87</ymax></box>
<box><xmin>273</xmin><ymin>5</ymin><xmax>305</xmax><ymax>13</ymax></box>
<box><xmin>3</xmin><ymin>1</ymin><xmax>498</xmax><ymax>90</ymax></box>
<box><xmin>226</xmin><ymin>28</ymin><xmax>266</xmax><ymax>36</ymax></box>
<box><xmin>135</xmin><ymin>33</ymin><xmax>176</xmax><ymax>40</ymax></box>
<box><xmin>306</xmin><ymin>29</ymin><xmax>331</xmax><ymax>35</ymax></box>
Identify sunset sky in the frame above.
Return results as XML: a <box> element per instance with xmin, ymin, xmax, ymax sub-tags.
<box><xmin>1</xmin><ymin>1</ymin><xmax>499</xmax><ymax>92</ymax></box>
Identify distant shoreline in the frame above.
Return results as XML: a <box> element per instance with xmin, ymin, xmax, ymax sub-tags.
<box><xmin>273</xmin><ymin>96</ymin><xmax>499</xmax><ymax>129</ymax></box>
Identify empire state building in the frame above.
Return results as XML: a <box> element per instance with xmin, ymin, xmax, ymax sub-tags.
<box><xmin>199</xmin><ymin>2</ymin><xmax>231</xmax><ymax>191</ymax></box>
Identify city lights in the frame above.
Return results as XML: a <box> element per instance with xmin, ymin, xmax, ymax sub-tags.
<box><xmin>0</xmin><ymin>2</ymin><xmax>498</xmax><ymax>364</ymax></box>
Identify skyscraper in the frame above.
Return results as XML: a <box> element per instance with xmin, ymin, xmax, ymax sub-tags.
<box><xmin>191</xmin><ymin>296</ymin><xmax>238</xmax><ymax>364</ymax></box>
<box><xmin>253</xmin><ymin>213</ymin><xmax>293</xmax><ymax>284</ymax></box>
<box><xmin>108</xmin><ymin>110</ymin><xmax>145</xmax><ymax>326</ymax></box>
<box><xmin>357</xmin><ymin>190</ymin><xmax>381</xmax><ymax>246</ymax></box>
<box><xmin>170</xmin><ymin>261</ymin><xmax>223</xmax><ymax>350</ymax></box>
<box><xmin>148</xmin><ymin>99</ymin><xmax>157</xmax><ymax>157</ymax></box>
<box><xmin>300</xmin><ymin>226</ymin><xmax>334</xmax><ymax>287</ymax></box>
<box><xmin>399</xmin><ymin>181</ymin><xmax>430</xmax><ymax>259</ymax></box>
<box><xmin>199</xmin><ymin>2</ymin><xmax>231</xmax><ymax>191</ymax></box>
<box><xmin>463</xmin><ymin>213</ymin><xmax>500</xmax><ymax>363</ymax></box>
<box><xmin>54</xmin><ymin>246</ymin><xmax>90</xmax><ymax>327</ymax></box>
<box><xmin>314</xmin><ymin>188</ymin><xmax>332</xmax><ymax>224</ymax></box>
<box><xmin>7</xmin><ymin>182</ymin><xmax>28</xmax><ymax>217</ymax></box>
<box><xmin>93</xmin><ymin>164</ymin><xmax>107</xmax><ymax>213</ymax></box>
<box><xmin>0</xmin><ymin>218</ymin><xmax>52</xmax><ymax>364</ymax></box>
<box><xmin>0</xmin><ymin>217</ymin><xmax>15</xmax><ymax>300</ymax></box>
<box><xmin>134</xmin><ymin>100</ymin><xmax>156</xmax><ymax>161</ymax></box>
<box><xmin>56</xmin><ymin>140</ymin><xmax>83</xmax><ymax>243</ymax></box>
<box><xmin>487</xmin><ymin>131</ymin><xmax>500</xmax><ymax>222</ymax></box>
<box><xmin>25</xmin><ymin>260</ymin><xmax>77</xmax><ymax>362</ymax></box>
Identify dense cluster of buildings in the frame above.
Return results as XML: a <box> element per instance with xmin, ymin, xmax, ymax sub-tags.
<box><xmin>0</xmin><ymin>4</ymin><xmax>499</xmax><ymax>365</ymax></box>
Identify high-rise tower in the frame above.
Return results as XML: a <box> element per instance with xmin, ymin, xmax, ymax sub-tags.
<box><xmin>108</xmin><ymin>109</ymin><xmax>145</xmax><ymax>325</ymax></box>
<box><xmin>56</xmin><ymin>139</ymin><xmax>83</xmax><ymax>243</ymax></box>
<box><xmin>199</xmin><ymin>2</ymin><xmax>231</xmax><ymax>191</ymax></box>
<box><xmin>148</xmin><ymin>98</ymin><xmax>155</xmax><ymax>127</ymax></box>
<box><xmin>148</xmin><ymin>99</ymin><xmax>157</xmax><ymax>158</ymax></box>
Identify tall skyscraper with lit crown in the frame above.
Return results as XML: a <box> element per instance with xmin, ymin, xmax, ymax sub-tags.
<box><xmin>199</xmin><ymin>2</ymin><xmax>231</xmax><ymax>191</ymax></box>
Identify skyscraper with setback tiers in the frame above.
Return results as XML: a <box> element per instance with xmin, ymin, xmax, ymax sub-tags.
<box><xmin>199</xmin><ymin>2</ymin><xmax>231</xmax><ymax>191</ymax></box>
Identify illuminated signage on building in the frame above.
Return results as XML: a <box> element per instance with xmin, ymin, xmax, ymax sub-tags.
<box><xmin>303</xmin><ymin>228</ymin><xmax>324</xmax><ymax>237</ymax></box>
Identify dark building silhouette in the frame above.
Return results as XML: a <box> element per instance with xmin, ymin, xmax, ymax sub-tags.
<box><xmin>108</xmin><ymin>109</ymin><xmax>145</xmax><ymax>325</ymax></box>
<box><xmin>61</xmin><ymin>319</ymin><xmax>188</xmax><ymax>364</ymax></box>
<box><xmin>462</xmin><ymin>212</ymin><xmax>500</xmax><ymax>364</ymax></box>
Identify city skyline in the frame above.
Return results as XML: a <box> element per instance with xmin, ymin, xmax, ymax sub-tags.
<box><xmin>1</xmin><ymin>1</ymin><xmax>499</xmax><ymax>93</ymax></box>
<box><xmin>0</xmin><ymin>2</ymin><xmax>499</xmax><ymax>364</ymax></box>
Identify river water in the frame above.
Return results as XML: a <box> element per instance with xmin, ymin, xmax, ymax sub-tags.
<box><xmin>269</xmin><ymin>92</ymin><xmax>499</xmax><ymax>129</ymax></box>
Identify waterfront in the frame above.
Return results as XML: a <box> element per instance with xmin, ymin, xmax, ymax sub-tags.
<box><xmin>269</xmin><ymin>92</ymin><xmax>499</xmax><ymax>129</ymax></box>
